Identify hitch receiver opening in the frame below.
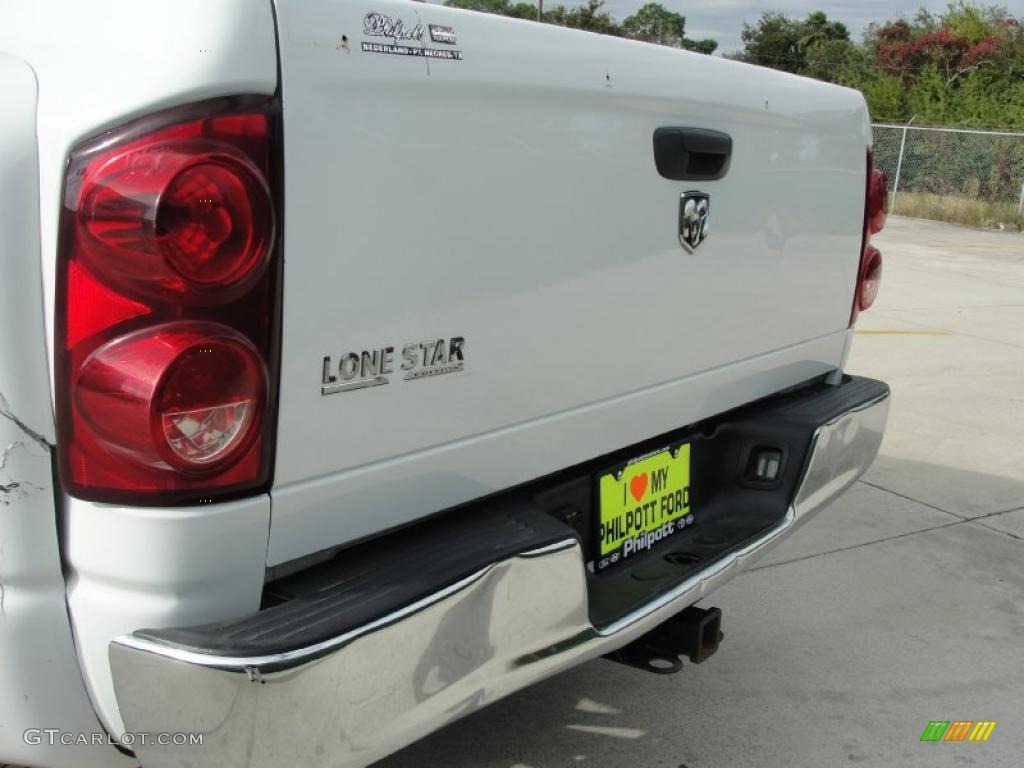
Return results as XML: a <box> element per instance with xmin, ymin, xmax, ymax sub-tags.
<box><xmin>606</xmin><ymin>606</ymin><xmax>723</xmax><ymax>674</ymax></box>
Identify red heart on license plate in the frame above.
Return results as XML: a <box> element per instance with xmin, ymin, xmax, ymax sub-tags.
<box><xmin>630</xmin><ymin>473</ymin><xmax>648</xmax><ymax>502</ymax></box>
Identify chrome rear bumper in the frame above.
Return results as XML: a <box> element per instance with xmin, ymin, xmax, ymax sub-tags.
<box><xmin>110</xmin><ymin>384</ymin><xmax>889</xmax><ymax>768</ymax></box>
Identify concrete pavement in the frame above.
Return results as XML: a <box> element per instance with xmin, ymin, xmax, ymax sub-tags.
<box><xmin>377</xmin><ymin>217</ymin><xmax>1024</xmax><ymax>768</ymax></box>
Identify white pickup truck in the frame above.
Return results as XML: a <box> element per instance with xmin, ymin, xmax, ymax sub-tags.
<box><xmin>0</xmin><ymin>2</ymin><xmax>891</xmax><ymax>766</ymax></box>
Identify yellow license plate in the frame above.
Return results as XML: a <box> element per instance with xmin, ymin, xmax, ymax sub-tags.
<box><xmin>596</xmin><ymin>444</ymin><xmax>692</xmax><ymax>571</ymax></box>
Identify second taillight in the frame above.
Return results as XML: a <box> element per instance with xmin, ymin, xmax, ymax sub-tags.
<box><xmin>851</xmin><ymin>152</ymin><xmax>888</xmax><ymax>324</ymax></box>
<box><xmin>56</xmin><ymin>98</ymin><xmax>282</xmax><ymax>504</ymax></box>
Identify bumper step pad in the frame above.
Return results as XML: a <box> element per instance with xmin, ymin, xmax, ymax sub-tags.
<box><xmin>136</xmin><ymin>503</ymin><xmax>574</xmax><ymax>659</ymax></box>
<box><xmin>110</xmin><ymin>376</ymin><xmax>889</xmax><ymax>768</ymax></box>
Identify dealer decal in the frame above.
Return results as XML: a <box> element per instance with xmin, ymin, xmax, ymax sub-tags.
<box><xmin>361</xmin><ymin>12</ymin><xmax>463</xmax><ymax>61</ymax></box>
<box><xmin>429</xmin><ymin>25</ymin><xmax>457</xmax><ymax>45</ymax></box>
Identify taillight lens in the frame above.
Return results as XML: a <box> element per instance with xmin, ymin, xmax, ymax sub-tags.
<box><xmin>851</xmin><ymin>152</ymin><xmax>887</xmax><ymax>325</ymax></box>
<box><xmin>158</xmin><ymin>160</ymin><xmax>271</xmax><ymax>289</ymax></box>
<box><xmin>75</xmin><ymin>323</ymin><xmax>266</xmax><ymax>473</ymax></box>
<box><xmin>866</xmin><ymin>166</ymin><xmax>888</xmax><ymax>236</ymax></box>
<box><xmin>57</xmin><ymin>98</ymin><xmax>282</xmax><ymax>504</ymax></box>
<box><xmin>858</xmin><ymin>245</ymin><xmax>883</xmax><ymax>311</ymax></box>
<box><xmin>79</xmin><ymin>137</ymin><xmax>272</xmax><ymax>303</ymax></box>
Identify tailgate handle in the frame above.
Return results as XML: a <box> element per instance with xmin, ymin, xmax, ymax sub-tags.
<box><xmin>653</xmin><ymin>127</ymin><xmax>732</xmax><ymax>181</ymax></box>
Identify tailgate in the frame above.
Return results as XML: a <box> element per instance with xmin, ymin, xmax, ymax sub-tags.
<box><xmin>268</xmin><ymin>0</ymin><xmax>869</xmax><ymax>563</ymax></box>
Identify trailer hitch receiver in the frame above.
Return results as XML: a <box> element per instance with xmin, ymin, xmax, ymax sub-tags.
<box><xmin>606</xmin><ymin>606</ymin><xmax>723</xmax><ymax>674</ymax></box>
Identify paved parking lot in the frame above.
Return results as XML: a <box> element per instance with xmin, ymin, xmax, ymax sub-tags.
<box><xmin>378</xmin><ymin>218</ymin><xmax>1024</xmax><ymax>768</ymax></box>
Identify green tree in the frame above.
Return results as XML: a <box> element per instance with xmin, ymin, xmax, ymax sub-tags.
<box><xmin>802</xmin><ymin>38</ymin><xmax>868</xmax><ymax>85</ymax></box>
<box><xmin>554</xmin><ymin>0</ymin><xmax>622</xmax><ymax>36</ymax></box>
<box><xmin>942</xmin><ymin>1</ymin><xmax>1003</xmax><ymax>43</ymax></box>
<box><xmin>740</xmin><ymin>12</ymin><xmax>802</xmax><ymax>71</ymax></box>
<box><xmin>507</xmin><ymin>2</ymin><xmax>539</xmax><ymax>20</ymax></box>
<box><xmin>740</xmin><ymin>10</ymin><xmax>849</xmax><ymax>73</ymax></box>
<box><xmin>741</xmin><ymin>4</ymin><xmax>1022</xmax><ymax>130</ymax></box>
<box><xmin>683</xmin><ymin>38</ymin><xmax>718</xmax><ymax>55</ymax></box>
<box><xmin>905</xmin><ymin>63</ymin><xmax>953</xmax><ymax>123</ymax></box>
<box><xmin>443</xmin><ymin>0</ymin><xmax>716</xmax><ymax>51</ymax></box>
<box><xmin>622</xmin><ymin>3</ymin><xmax>686</xmax><ymax>47</ymax></box>
<box><xmin>861</xmin><ymin>73</ymin><xmax>908</xmax><ymax>122</ymax></box>
<box><xmin>799</xmin><ymin>10</ymin><xmax>850</xmax><ymax>51</ymax></box>
<box><xmin>445</xmin><ymin>0</ymin><xmax>623</xmax><ymax>34</ymax></box>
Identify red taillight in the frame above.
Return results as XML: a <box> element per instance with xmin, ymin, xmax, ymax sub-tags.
<box><xmin>57</xmin><ymin>98</ymin><xmax>281</xmax><ymax>504</ymax></box>
<box><xmin>75</xmin><ymin>323</ymin><xmax>266</xmax><ymax>474</ymax></box>
<box><xmin>158</xmin><ymin>160</ymin><xmax>271</xmax><ymax>289</ymax></box>
<box><xmin>858</xmin><ymin>245</ymin><xmax>883</xmax><ymax>312</ymax></box>
<box><xmin>79</xmin><ymin>142</ymin><xmax>272</xmax><ymax>303</ymax></box>
<box><xmin>866</xmin><ymin>165</ymin><xmax>888</xmax><ymax>236</ymax></box>
<box><xmin>851</xmin><ymin>152</ymin><xmax>887</xmax><ymax>325</ymax></box>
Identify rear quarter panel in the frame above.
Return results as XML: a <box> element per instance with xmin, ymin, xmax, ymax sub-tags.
<box><xmin>0</xmin><ymin>52</ymin><xmax>130</xmax><ymax>768</ymax></box>
<box><xmin>0</xmin><ymin>0</ymin><xmax>280</xmax><ymax>739</ymax></box>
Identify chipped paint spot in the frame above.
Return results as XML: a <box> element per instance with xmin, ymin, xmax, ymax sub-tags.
<box><xmin>1</xmin><ymin>441</ymin><xmax>23</xmax><ymax>507</ymax></box>
<box><xmin>0</xmin><ymin>479</ymin><xmax>41</xmax><ymax>506</ymax></box>
<box><xmin>0</xmin><ymin>439</ymin><xmax>43</xmax><ymax>506</ymax></box>
<box><xmin>0</xmin><ymin>440</ymin><xmax>24</xmax><ymax>471</ymax></box>
<box><xmin>0</xmin><ymin>391</ymin><xmax>52</xmax><ymax>451</ymax></box>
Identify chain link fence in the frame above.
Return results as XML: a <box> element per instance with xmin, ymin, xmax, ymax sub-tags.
<box><xmin>872</xmin><ymin>123</ymin><xmax>1024</xmax><ymax>227</ymax></box>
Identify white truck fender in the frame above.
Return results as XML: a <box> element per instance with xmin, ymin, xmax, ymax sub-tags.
<box><xmin>0</xmin><ymin>52</ymin><xmax>132</xmax><ymax>768</ymax></box>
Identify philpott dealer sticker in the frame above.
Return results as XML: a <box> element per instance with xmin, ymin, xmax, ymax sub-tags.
<box><xmin>362</xmin><ymin>12</ymin><xmax>463</xmax><ymax>60</ymax></box>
